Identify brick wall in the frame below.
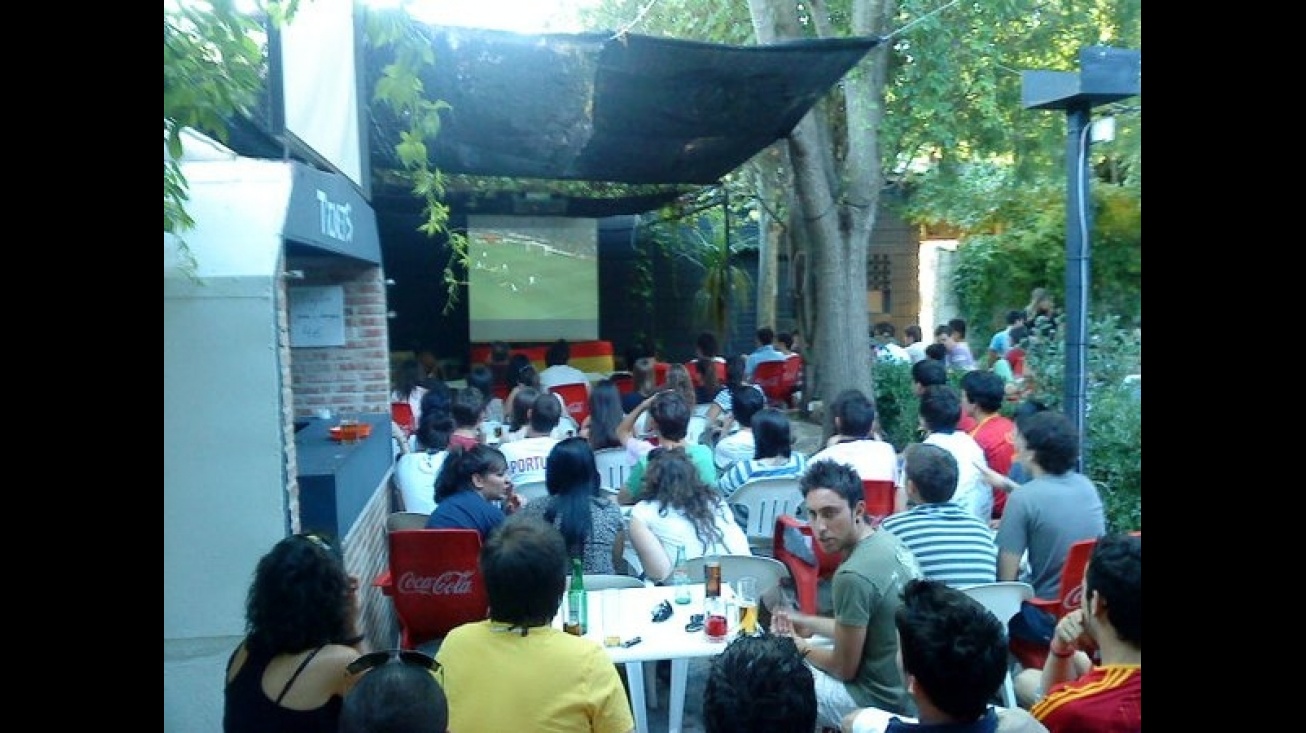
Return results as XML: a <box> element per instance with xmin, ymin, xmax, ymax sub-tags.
<box><xmin>344</xmin><ymin>478</ymin><xmax>400</xmax><ymax>650</ymax></box>
<box><xmin>286</xmin><ymin>258</ymin><xmax>393</xmax><ymax>419</ymax></box>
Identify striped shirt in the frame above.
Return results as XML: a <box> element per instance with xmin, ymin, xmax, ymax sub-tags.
<box><xmin>879</xmin><ymin>502</ymin><xmax>997</xmax><ymax>587</ymax></box>
<box><xmin>717</xmin><ymin>453</ymin><xmax>810</xmax><ymax>497</ymax></box>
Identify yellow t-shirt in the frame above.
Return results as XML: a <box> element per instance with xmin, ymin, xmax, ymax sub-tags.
<box><xmin>435</xmin><ymin>620</ymin><xmax>634</xmax><ymax>733</ymax></box>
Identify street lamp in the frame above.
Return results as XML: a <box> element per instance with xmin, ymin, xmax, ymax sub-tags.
<box><xmin>1021</xmin><ymin>46</ymin><xmax>1139</xmax><ymax>469</ymax></box>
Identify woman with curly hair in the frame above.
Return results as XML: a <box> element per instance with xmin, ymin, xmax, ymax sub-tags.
<box><xmin>518</xmin><ymin>437</ymin><xmax>626</xmax><ymax>574</ymax></box>
<box><xmin>628</xmin><ymin>448</ymin><xmax>751</xmax><ymax>583</ymax></box>
<box><xmin>223</xmin><ymin>533</ymin><xmax>367</xmax><ymax>733</ymax></box>
<box><xmin>579</xmin><ymin>379</ymin><xmax>624</xmax><ymax>451</ymax></box>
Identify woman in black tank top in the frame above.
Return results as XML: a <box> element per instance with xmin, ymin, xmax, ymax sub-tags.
<box><xmin>223</xmin><ymin>533</ymin><xmax>368</xmax><ymax>733</ymax></box>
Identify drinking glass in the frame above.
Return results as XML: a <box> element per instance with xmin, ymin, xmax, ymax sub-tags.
<box><xmin>735</xmin><ymin>576</ymin><xmax>759</xmax><ymax>636</ymax></box>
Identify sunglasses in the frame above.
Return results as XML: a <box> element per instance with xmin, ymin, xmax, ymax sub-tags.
<box><xmin>346</xmin><ymin>649</ymin><xmax>441</xmax><ymax>676</ymax></box>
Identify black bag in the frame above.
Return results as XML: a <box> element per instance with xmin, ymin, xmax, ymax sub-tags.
<box><xmin>1007</xmin><ymin>600</ymin><xmax>1056</xmax><ymax>646</ymax></box>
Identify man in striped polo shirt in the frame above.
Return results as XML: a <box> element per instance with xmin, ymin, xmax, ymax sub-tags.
<box><xmin>879</xmin><ymin>443</ymin><xmax>997</xmax><ymax>588</ymax></box>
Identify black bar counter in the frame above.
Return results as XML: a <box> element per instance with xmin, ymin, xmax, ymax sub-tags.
<box><xmin>295</xmin><ymin>413</ymin><xmax>391</xmax><ymax>537</ymax></box>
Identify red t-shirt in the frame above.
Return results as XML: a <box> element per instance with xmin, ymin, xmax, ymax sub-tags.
<box><xmin>1031</xmin><ymin>664</ymin><xmax>1142</xmax><ymax>733</ymax></box>
<box><xmin>969</xmin><ymin>413</ymin><xmax>1015</xmax><ymax>518</ymax></box>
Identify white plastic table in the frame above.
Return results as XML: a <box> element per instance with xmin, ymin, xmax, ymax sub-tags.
<box><xmin>555</xmin><ymin>582</ymin><xmax>738</xmax><ymax>733</ymax></box>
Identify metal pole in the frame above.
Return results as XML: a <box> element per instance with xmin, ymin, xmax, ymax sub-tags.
<box><xmin>1063</xmin><ymin>104</ymin><xmax>1091</xmax><ymax>471</ymax></box>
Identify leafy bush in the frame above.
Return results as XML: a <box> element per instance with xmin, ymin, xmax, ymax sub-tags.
<box><xmin>1021</xmin><ymin>315</ymin><xmax>1141</xmax><ymax>533</ymax></box>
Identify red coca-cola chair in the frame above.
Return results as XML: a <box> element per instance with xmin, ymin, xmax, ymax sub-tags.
<box><xmin>772</xmin><ymin>514</ymin><xmax>845</xmax><ymax>615</ymax></box>
<box><xmin>862</xmin><ymin>479</ymin><xmax>898</xmax><ymax>527</ymax></box>
<box><xmin>548</xmin><ymin>382</ymin><xmax>591</xmax><ymax>427</ymax></box>
<box><xmin>374</xmin><ymin>529</ymin><xmax>489</xmax><ymax>650</ymax></box>
<box><xmin>753</xmin><ymin>358</ymin><xmax>802</xmax><ymax>409</ymax></box>
<box><xmin>1009</xmin><ymin>537</ymin><xmax>1097</xmax><ymax>670</ymax></box>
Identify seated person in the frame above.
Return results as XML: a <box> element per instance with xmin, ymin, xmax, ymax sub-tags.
<box><xmin>703</xmin><ymin>634</ymin><xmax>817</xmax><ymax>733</ymax></box>
<box><xmin>627</xmin><ymin>448</ymin><xmax>751</xmax><ymax>583</ymax></box>
<box><xmin>538</xmin><ymin>338</ymin><xmax>591</xmax><ymax>395</ymax></box>
<box><xmin>1017</xmin><ymin>533</ymin><xmax>1141</xmax><ymax>733</ymax></box>
<box><xmin>771</xmin><ymin>461</ymin><xmax>923</xmax><ymax>729</ymax></box>
<box><xmin>425</xmin><ymin>444</ymin><xmax>518</xmax><ymax>539</ymax></box>
<box><xmin>713</xmin><ymin>385</ymin><xmax>764</xmax><ymax>472</ymax></box>
<box><xmin>716</xmin><ymin>407</ymin><xmax>809</xmax><ymax>497</ymax></box>
<box><xmin>435</xmin><ymin>516</ymin><xmax>635</xmax><ymax>733</ymax></box>
<box><xmin>339</xmin><ymin>650</ymin><xmax>448</xmax><ymax>733</ymax></box>
<box><xmin>841</xmin><ymin>579</ymin><xmax>1046</xmax><ymax>733</ymax></box>
<box><xmin>615</xmin><ymin>390</ymin><xmax>717</xmax><ymax>505</ymax></box>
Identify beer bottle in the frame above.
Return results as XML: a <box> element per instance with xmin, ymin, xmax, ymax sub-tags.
<box><xmin>566</xmin><ymin>557</ymin><xmax>587</xmax><ymax>635</ymax></box>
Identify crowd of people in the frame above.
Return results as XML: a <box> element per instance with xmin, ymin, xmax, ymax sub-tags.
<box><xmin>225</xmin><ymin>308</ymin><xmax>1139</xmax><ymax>733</ymax></box>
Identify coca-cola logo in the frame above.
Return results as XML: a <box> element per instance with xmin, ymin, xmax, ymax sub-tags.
<box><xmin>397</xmin><ymin>570</ymin><xmax>474</xmax><ymax>596</ymax></box>
<box><xmin>1064</xmin><ymin>583</ymin><xmax>1084</xmax><ymax>609</ymax></box>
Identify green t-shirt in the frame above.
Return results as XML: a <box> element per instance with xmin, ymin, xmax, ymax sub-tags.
<box><xmin>625</xmin><ymin>443</ymin><xmax>719</xmax><ymax>500</ymax></box>
<box><xmin>833</xmin><ymin>529</ymin><xmax>923</xmax><ymax>714</ymax></box>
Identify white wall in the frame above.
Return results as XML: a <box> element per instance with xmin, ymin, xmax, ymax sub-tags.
<box><xmin>164</xmin><ymin>158</ymin><xmax>296</xmax><ymax>732</ymax></box>
<box><xmin>918</xmin><ymin>239</ymin><xmax>959</xmax><ymax>332</ymax></box>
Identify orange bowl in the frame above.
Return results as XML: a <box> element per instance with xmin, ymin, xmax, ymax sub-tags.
<box><xmin>329</xmin><ymin>423</ymin><xmax>373</xmax><ymax>442</ymax></box>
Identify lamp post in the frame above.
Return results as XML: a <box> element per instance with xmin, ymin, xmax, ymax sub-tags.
<box><xmin>1021</xmin><ymin>46</ymin><xmax>1139</xmax><ymax>469</ymax></box>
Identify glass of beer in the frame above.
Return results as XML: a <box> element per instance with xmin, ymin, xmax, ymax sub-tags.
<box><xmin>735</xmin><ymin>576</ymin><xmax>759</xmax><ymax>636</ymax></box>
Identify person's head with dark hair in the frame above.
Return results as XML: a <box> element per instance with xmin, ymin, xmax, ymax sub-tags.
<box><xmin>702</xmin><ymin>634</ymin><xmax>816</xmax><ymax>733</ymax></box>
<box><xmin>798</xmin><ymin>460</ymin><xmax>866</xmax><ymax>555</ymax></box>
<box><xmin>340</xmin><ymin>655</ymin><xmax>449</xmax><ymax>733</ymax></box>
<box><xmin>450</xmin><ymin>387</ymin><xmax>485</xmax><ymax>430</ymax></box>
<box><xmin>665</xmin><ymin>362</ymin><xmax>697</xmax><ymax>409</ymax></box>
<box><xmin>1084</xmin><ymin>533</ymin><xmax>1142</xmax><ymax>649</ymax></box>
<box><xmin>723</xmin><ymin>354</ymin><xmax>748</xmax><ymax>389</ymax></box>
<box><xmin>1006</xmin><ymin>309</ymin><xmax>1026</xmax><ymax>327</ymax></box>
<box><xmin>924</xmin><ymin>343</ymin><xmax>949</xmax><ymax>363</ymax></box>
<box><xmin>585</xmin><ymin>380</ymin><xmax>624</xmax><ymax>451</ymax></box>
<box><xmin>895</xmin><ymin>579</ymin><xmax>1008</xmax><ymax>722</ymax></box>
<box><xmin>756</xmin><ymin>326</ymin><xmax>775</xmax><ymax>347</ymax></box>
<box><xmin>480</xmin><ymin>515</ymin><xmax>569</xmax><ymax>629</ymax></box>
<box><xmin>466</xmin><ymin>365</ymin><xmax>495</xmax><ymax>402</ymax></box>
<box><xmin>829</xmin><ymin>388</ymin><xmax>875</xmax><ymax>438</ymax></box>
<box><xmin>776</xmin><ymin>331</ymin><xmax>795</xmax><ymax>353</ymax></box>
<box><xmin>243</xmin><ymin>533</ymin><xmax>356</xmax><ymax>656</ymax></box>
<box><xmin>902</xmin><ymin>442</ymin><xmax>959</xmax><ymax>504</ymax></box>
<box><xmin>1011</xmin><ymin>397</ymin><xmax>1048</xmax><ymax>422</ymax></box>
<box><xmin>508</xmin><ymin>354</ymin><xmax>538</xmax><ymax>389</ymax></box>
<box><xmin>1007</xmin><ymin>324</ymin><xmax>1030</xmax><ymax>349</ymax></box>
<box><xmin>872</xmin><ymin>321</ymin><xmax>897</xmax><ymax>342</ymax></box>
<box><xmin>489</xmin><ymin>340</ymin><xmax>511</xmax><ymax>365</ymax></box>
<box><xmin>694</xmin><ymin>357</ymin><xmax>720</xmax><ymax>395</ymax></box>
<box><xmin>632</xmin><ymin>357</ymin><xmax>658</xmax><ymax>397</ymax></box>
<box><xmin>947</xmin><ymin>318</ymin><xmax>968</xmax><ymax>340</ymax></box>
<box><xmin>415</xmin><ymin>380</ymin><xmax>455</xmax><ymax>451</ymax></box>
<box><xmin>730</xmin><ymin>385</ymin><xmax>765</xmax><ymax>431</ymax></box>
<box><xmin>1015</xmin><ymin>410</ymin><xmax>1078</xmax><ymax>475</ymax></box>
<box><xmin>393</xmin><ymin>358</ymin><xmax>427</xmax><ymax>401</ymax></box>
<box><xmin>960</xmin><ymin>369</ymin><xmax>1004</xmax><ymax>415</ymax></box>
<box><xmin>507</xmin><ymin>386</ymin><xmax>539</xmax><ymax>432</ymax></box>
<box><xmin>695</xmin><ymin>331</ymin><xmax>720</xmax><ymax>359</ymax></box>
<box><xmin>647</xmin><ymin>390</ymin><xmax>691</xmax><ymax>441</ymax></box>
<box><xmin>912</xmin><ymin>357</ymin><xmax>948</xmax><ymax>393</ymax></box>
<box><xmin>918</xmin><ymin>384</ymin><xmax>962</xmax><ymax>435</ymax></box>
<box><xmin>904</xmin><ymin>324</ymin><xmax>923</xmax><ymax>344</ymax></box>
<box><xmin>543</xmin><ymin>437</ymin><xmax>601</xmax><ymax>559</ymax></box>
<box><xmin>751</xmin><ymin>408</ymin><xmax>793</xmax><ymax>460</ymax></box>
<box><xmin>433</xmin><ymin>444</ymin><xmax>509</xmax><ymax>502</ymax></box>
<box><xmin>528</xmin><ymin>392</ymin><xmax>562</xmax><ymax>435</ymax></box>
<box><xmin>545</xmin><ymin>339</ymin><xmax>571</xmax><ymax>367</ymax></box>
<box><xmin>934</xmin><ymin>323</ymin><xmax>951</xmax><ymax>342</ymax></box>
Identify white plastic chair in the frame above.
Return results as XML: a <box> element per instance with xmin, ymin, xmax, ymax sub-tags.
<box><xmin>682</xmin><ymin>554</ymin><xmax>791</xmax><ymax>600</ymax></box>
<box><xmin>582</xmin><ymin>573</ymin><xmax>649</xmax><ymax>590</ymax></box>
<box><xmin>959</xmin><ymin>581</ymin><xmax>1035</xmax><ymax>708</ymax></box>
<box><xmin>725</xmin><ymin>475</ymin><xmax>805</xmax><ymax>555</ymax></box>
<box><xmin>594</xmin><ymin>447</ymin><xmax>632</xmax><ymax>495</ymax></box>
<box><xmin>685</xmin><ymin>415</ymin><xmax>709</xmax><ymax>446</ymax></box>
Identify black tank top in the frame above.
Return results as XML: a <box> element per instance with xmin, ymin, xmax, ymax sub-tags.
<box><xmin>223</xmin><ymin>643</ymin><xmax>342</xmax><ymax>733</ymax></box>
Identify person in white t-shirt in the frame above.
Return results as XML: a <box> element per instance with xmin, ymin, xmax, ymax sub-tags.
<box><xmin>498</xmin><ymin>392</ymin><xmax>562</xmax><ymax>488</ymax></box>
<box><xmin>872</xmin><ymin>322</ymin><xmax>911</xmax><ymax>364</ymax></box>
<box><xmin>917</xmin><ymin>385</ymin><xmax>991</xmax><ymax>522</ymax></box>
<box><xmin>807</xmin><ymin>389</ymin><xmax>900</xmax><ymax>487</ymax></box>
<box><xmin>627</xmin><ymin>448</ymin><xmax>751</xmax><ymax>583</ymax></box>
<box><xmin>537</xmin><ymin>339</ymin><xmax>591</xmax><ymax>396</ymax></box>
